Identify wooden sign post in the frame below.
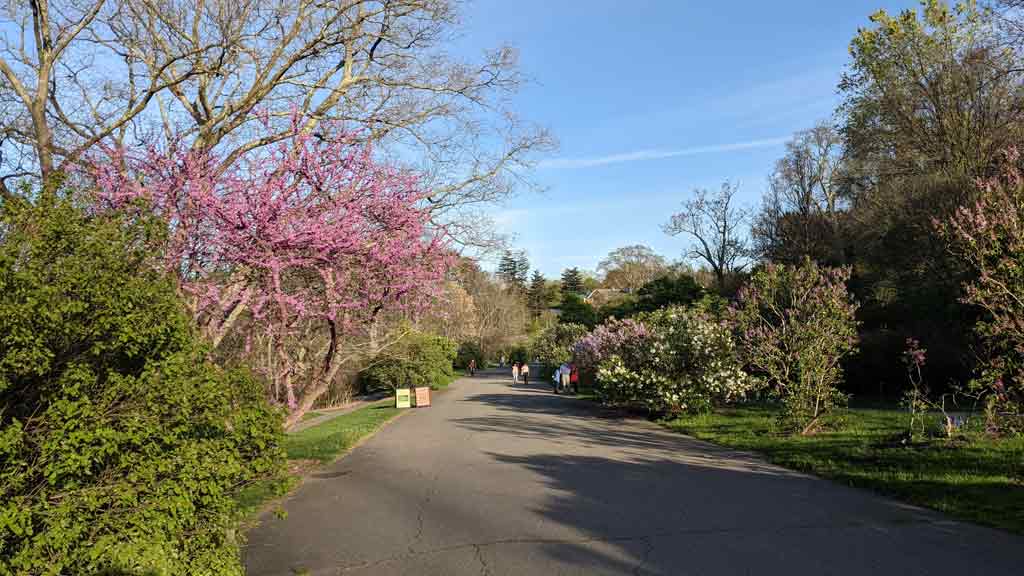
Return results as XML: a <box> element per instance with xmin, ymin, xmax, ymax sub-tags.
<box><xmin>414</xmin><ymin>386</ymin><xmax>431</xmax><ymax>407</ymax></box>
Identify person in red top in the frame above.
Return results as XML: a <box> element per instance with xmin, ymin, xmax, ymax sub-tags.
<box><xmin>569</xmin><ymin>363</ymin><xmax>579</xmax><ymax>394</ymax></box>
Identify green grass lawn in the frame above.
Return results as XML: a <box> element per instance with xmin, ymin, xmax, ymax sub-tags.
<box><xmin>300</xmin><ymin>410</ymin><xmax>324</xmax><ymax>422</ymax></box>
<box><xmin>235</xmin><ymin>474</ymin><xmax>299</xmax><ymax>519</ymax></box>
<box><xmin>235</xmin><ymin>400</ymin><xmax>404</xmax><ymax>519</ymax></box>
<box><xmin>285</xmin><ymin>400</ymin><xmax>402</xmax><ymax>462</ymax></box>
<box><xmin>431</xmin><ymin>368</ymin><xmax>465</xmax><ymax>391</ymax></box>
<box><xmin>665</xmin><ymin>405</ymin><xmax>1024</xmax><ymax>533</ymax></box>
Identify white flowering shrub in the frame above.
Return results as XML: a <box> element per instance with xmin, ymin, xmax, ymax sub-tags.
<box><xmin>596</xmin><ymin>355</ymin><xmax>669</xmax><ymax>409</ymax></box>
<box><xmin>587</xmin><ymin>306</ymin><xmax>759</xmax><ymax>414</ymax></box>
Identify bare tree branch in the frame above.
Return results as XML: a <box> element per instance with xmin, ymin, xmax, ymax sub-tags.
<box><xmin>663</xmin><ymin>181</ymin><xmax>752</xmax><ymax>292</ymax></box>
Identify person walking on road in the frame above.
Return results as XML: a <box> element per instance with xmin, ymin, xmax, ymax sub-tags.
<box><xmin>551</xmin><ymin>365</ymin><xmax>560</xmax><ymax>394</ymax></box>
<box><xmin>559</xmin><ymin>362</ymin><xmax>571</xmax><ymax>393</ymax></box>
<box><xmin>512</xmin><ymin>361</ymin><xmax>520</xmax><ymax>385</ymax></box>
<box><xmin>468</xmin><ymin>358</ymin><xmax>476</xmax><ymax>377</ymax></box>
<box><xmin>570</xmin><ymin>362</ymin><xmax>579</xmax><ymax>394</ymax></box>
<box><xmin>521</xmin><ymin>362</ymin><xmax>530</xmax><ymax>385</ymax></box>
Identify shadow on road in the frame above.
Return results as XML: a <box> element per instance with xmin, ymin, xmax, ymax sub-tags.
<box><xmin>445</xmin><ymin>381</ymin><xmax>1019</xmax><ymax>574</ymax></box>
<box><xmin>456</xmin><ymin>383</ymin><xmax>784</xmax><ymax>465</ymax></box>
<box><xmin>244</xmin><ymin>373</ymin><xmax>1024</xmax><ymax>575</ymax></box>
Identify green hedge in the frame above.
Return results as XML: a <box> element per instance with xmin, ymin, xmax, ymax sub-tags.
<box><xmin>0</xmin><ymin>193</ymin><xmax>284</xmax><ymax>575</ymax></box>
<box><xmin>361</xmin><ymin>331</ymin><xmax>457</xmax><ymax>391</ymax></box>
<box><xmin>454</xmin><ymin>341</ymin><xmax>486</xmax><ymax>369</ymax></box>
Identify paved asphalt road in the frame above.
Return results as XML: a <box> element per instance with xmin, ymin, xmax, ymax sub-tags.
<box><xmin>244</xmin><ymin>370</ymin><xmax>1024</xmax><ymax>575</ymax></box>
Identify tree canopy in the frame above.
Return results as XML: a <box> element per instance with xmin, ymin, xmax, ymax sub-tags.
<box><xmin>560</xmin><ymin>267</ymin><xmax>585</xmax><ymax>296</ymax></box>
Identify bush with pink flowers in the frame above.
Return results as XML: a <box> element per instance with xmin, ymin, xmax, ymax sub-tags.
<box><xmin>941</xmin><ymin>149</ymin><xmax>1024</xmax><ymax>436</ymax></box>
<box><xmin>732</xmin><ymin>260</ymin><xmax>859</xmax><ymax>434</ymax></box>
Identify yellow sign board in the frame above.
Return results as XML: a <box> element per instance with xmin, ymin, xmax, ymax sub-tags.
<box><xmin>396</xmin><ymin>388</ymin><xmax>412</xmax><ymax>409</ymax></box>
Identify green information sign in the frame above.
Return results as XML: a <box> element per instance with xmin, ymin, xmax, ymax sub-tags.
<box><xmin>396</xmin><ymin>388</ymin><xmax>412</xmax><ymax>409</ymax></box>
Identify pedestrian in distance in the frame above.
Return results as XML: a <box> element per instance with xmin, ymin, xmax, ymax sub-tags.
<box><xmin>521</xmin><ymin>362</ymin><xmax>530</xmax><ymax>385</ymax></box>
<box><xmin>512</xmin><ymin>361</ymin><xmax>520</xmax><ymax>385</ymax></box>
<box><xmin>559</xmin><ymin>362</ymin><xmax>571</xmax><ymax>394</ymax></box>
<box><xmin>570</xmin><ymin>362</ymin><xmax>579</xmax><ymax>394</ymax></box>
<box><xmin>551</xmin><ymin>365</ymin><xmax>560</xmax><ymax>394</ymax></box>
<box><xmin>468</xmin><ymin>358</ymin><xmax>476</xmax><ymax>377</ymax></box>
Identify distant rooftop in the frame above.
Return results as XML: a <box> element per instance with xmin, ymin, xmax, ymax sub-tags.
<box><xmin>583</xmin><ymin>288</ymin><xmax>629</xmax><ymax>306</ymax></box>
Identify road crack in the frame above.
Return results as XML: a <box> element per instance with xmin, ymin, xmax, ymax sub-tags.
<box><xmin>473</xmin><ymin>544</ymin><xmax>492</xmax><ymax>576</ymax></box>
<box><xmin>333</xmin><ymin>517</ymin><xmax>945</xmax><ymax>573</ymax></box>
<box><xmin>407</xmin><ymin>469</ymin><xmax>439</xmax><ymax>554</ymax></box>
<box><xmin>632</xmin><ymin>536</ymin><xmax>654</xmax><ymax>576</ymax></box>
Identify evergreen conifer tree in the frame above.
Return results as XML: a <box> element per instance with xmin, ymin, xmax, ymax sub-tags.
<box><xmin>561</xmin><ymin>267</ymin><xmax>584</xmax><ymax>296</ymax></box>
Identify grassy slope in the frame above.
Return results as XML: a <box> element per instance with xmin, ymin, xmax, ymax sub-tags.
<box><xmin>665</xmin><ymin>405</ymin><xmax>1024</xmax><ymax>533</ymax></box>
<box><xmin>284</xmin><ymin>401</ymin><xmax>402</xmax><ymax>462</ymax></box>
<box><xmin>432</xmin><ymin>368</ymin><xmax>464</xmax><ymax>391</ymax></box>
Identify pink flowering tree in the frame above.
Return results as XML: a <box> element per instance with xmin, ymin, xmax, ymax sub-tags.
<box><xmin>91</xmin><ymin>117</ymin><xmax>451</xmax><ymax>427</ymax></box>
<box><xmin>941</xmin><ymin>148</ymin><xmax>1024</xmax><ymax>435</ymax></box>
<box><xmin>901</xmin><ymin>337</ymin><xmax>931</xmax><ymax>439</ymax></box>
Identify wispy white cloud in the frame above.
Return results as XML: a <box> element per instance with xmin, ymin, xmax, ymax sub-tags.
<box><xmin>491</xmin><ymin>208</ymin><xmax>529</xmax><ymax>229</ymax></box>
<box><xmin>539</xmin><ymin>136</ymin><xmax>789</xmax><ymax>170</ymax></box>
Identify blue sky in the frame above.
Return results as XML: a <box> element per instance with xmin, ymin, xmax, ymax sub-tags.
<box><xmin>453</xmin><ymin>0</ymin><xmax>917</xmax><ymax>277</ymax></box>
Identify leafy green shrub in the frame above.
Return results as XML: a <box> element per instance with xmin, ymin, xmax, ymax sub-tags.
<box><xmin>454</xmin><ymin>341</ymin><xmax>486</xmax><ymax>369</ymax></box>
<box><xmin>531</xmin><ymin>323</ymin><xmax>589</xmax><ymax>379</ymax></box>
<box><xmin>508</xmin><ymin>345</ymin><xmax>529</xmax><ymax>364</ymax></box>
<box><xmin>635</xmin><ymin>273</ymin><xmax>705</xmax><ymax>311</ymax></box>
<box><xmin>598</xmin><ymin>272</ymin><xmax>708</xmax><ymax>321</ymax></box>
<box><xmin>361</xmin><ymin>331</ymin><xmax>457</xmax><ymax>391</ymax></box>
<box><xmin>557</xmin><ymin>293</ymin><xmax>598</xmax><ymax>328</ymax></box>
<box><xmin>692</xmin><ymin>291</ymin><xmax>729</xmax><ymax>317</ymax></box>
<box><xmin>0</xmin><ymin>194</ymin><xmax>284</xmax><ymax>575</ymax></box>
<box><xmin>732</xmin><ymin>260</ymin><xmax>860</xmax><ymax>434</ymax></box>
<box><xmin>597</xmin><ymin>294</ymin><xmax>640</xmax><ymax>321</ymax></box>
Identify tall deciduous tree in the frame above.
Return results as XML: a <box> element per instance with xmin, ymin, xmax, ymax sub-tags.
<box><xmin>451</xmin><ymin>256</ymin><xmax>530</xmax><ymax>361</ymax></box>
<box><xmin>663</xmin><ymin>181</ymin><xmax>751</xmax><ymax>292</ymax></box>
<box><xmin>753</xmin><ymin>122</ymin><xmax>847</xmax><ymax>266</ymax></box>
<box><xmin>993</xmin><ymin>0</ymin><xmax>1024</xmax><ymax>46</ymax></box>
<box><xmin>840</xmin><ymin>0</ymin><xmax>1024</xmax><ymax>181</ymax></box>
<box><xmin>836</xmin><ymin>0</ymin><xmax>1024</xmax><ymax>382</ymax></box>
<box><xmin>0</xmin><ymin>0</ymin><xmax>553</xmax><ymax>237</ymax></box>
<box><xmin>597</xmin><ymin>244</ymin><xmax>667</xmax><ymax>292</ymax></box>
